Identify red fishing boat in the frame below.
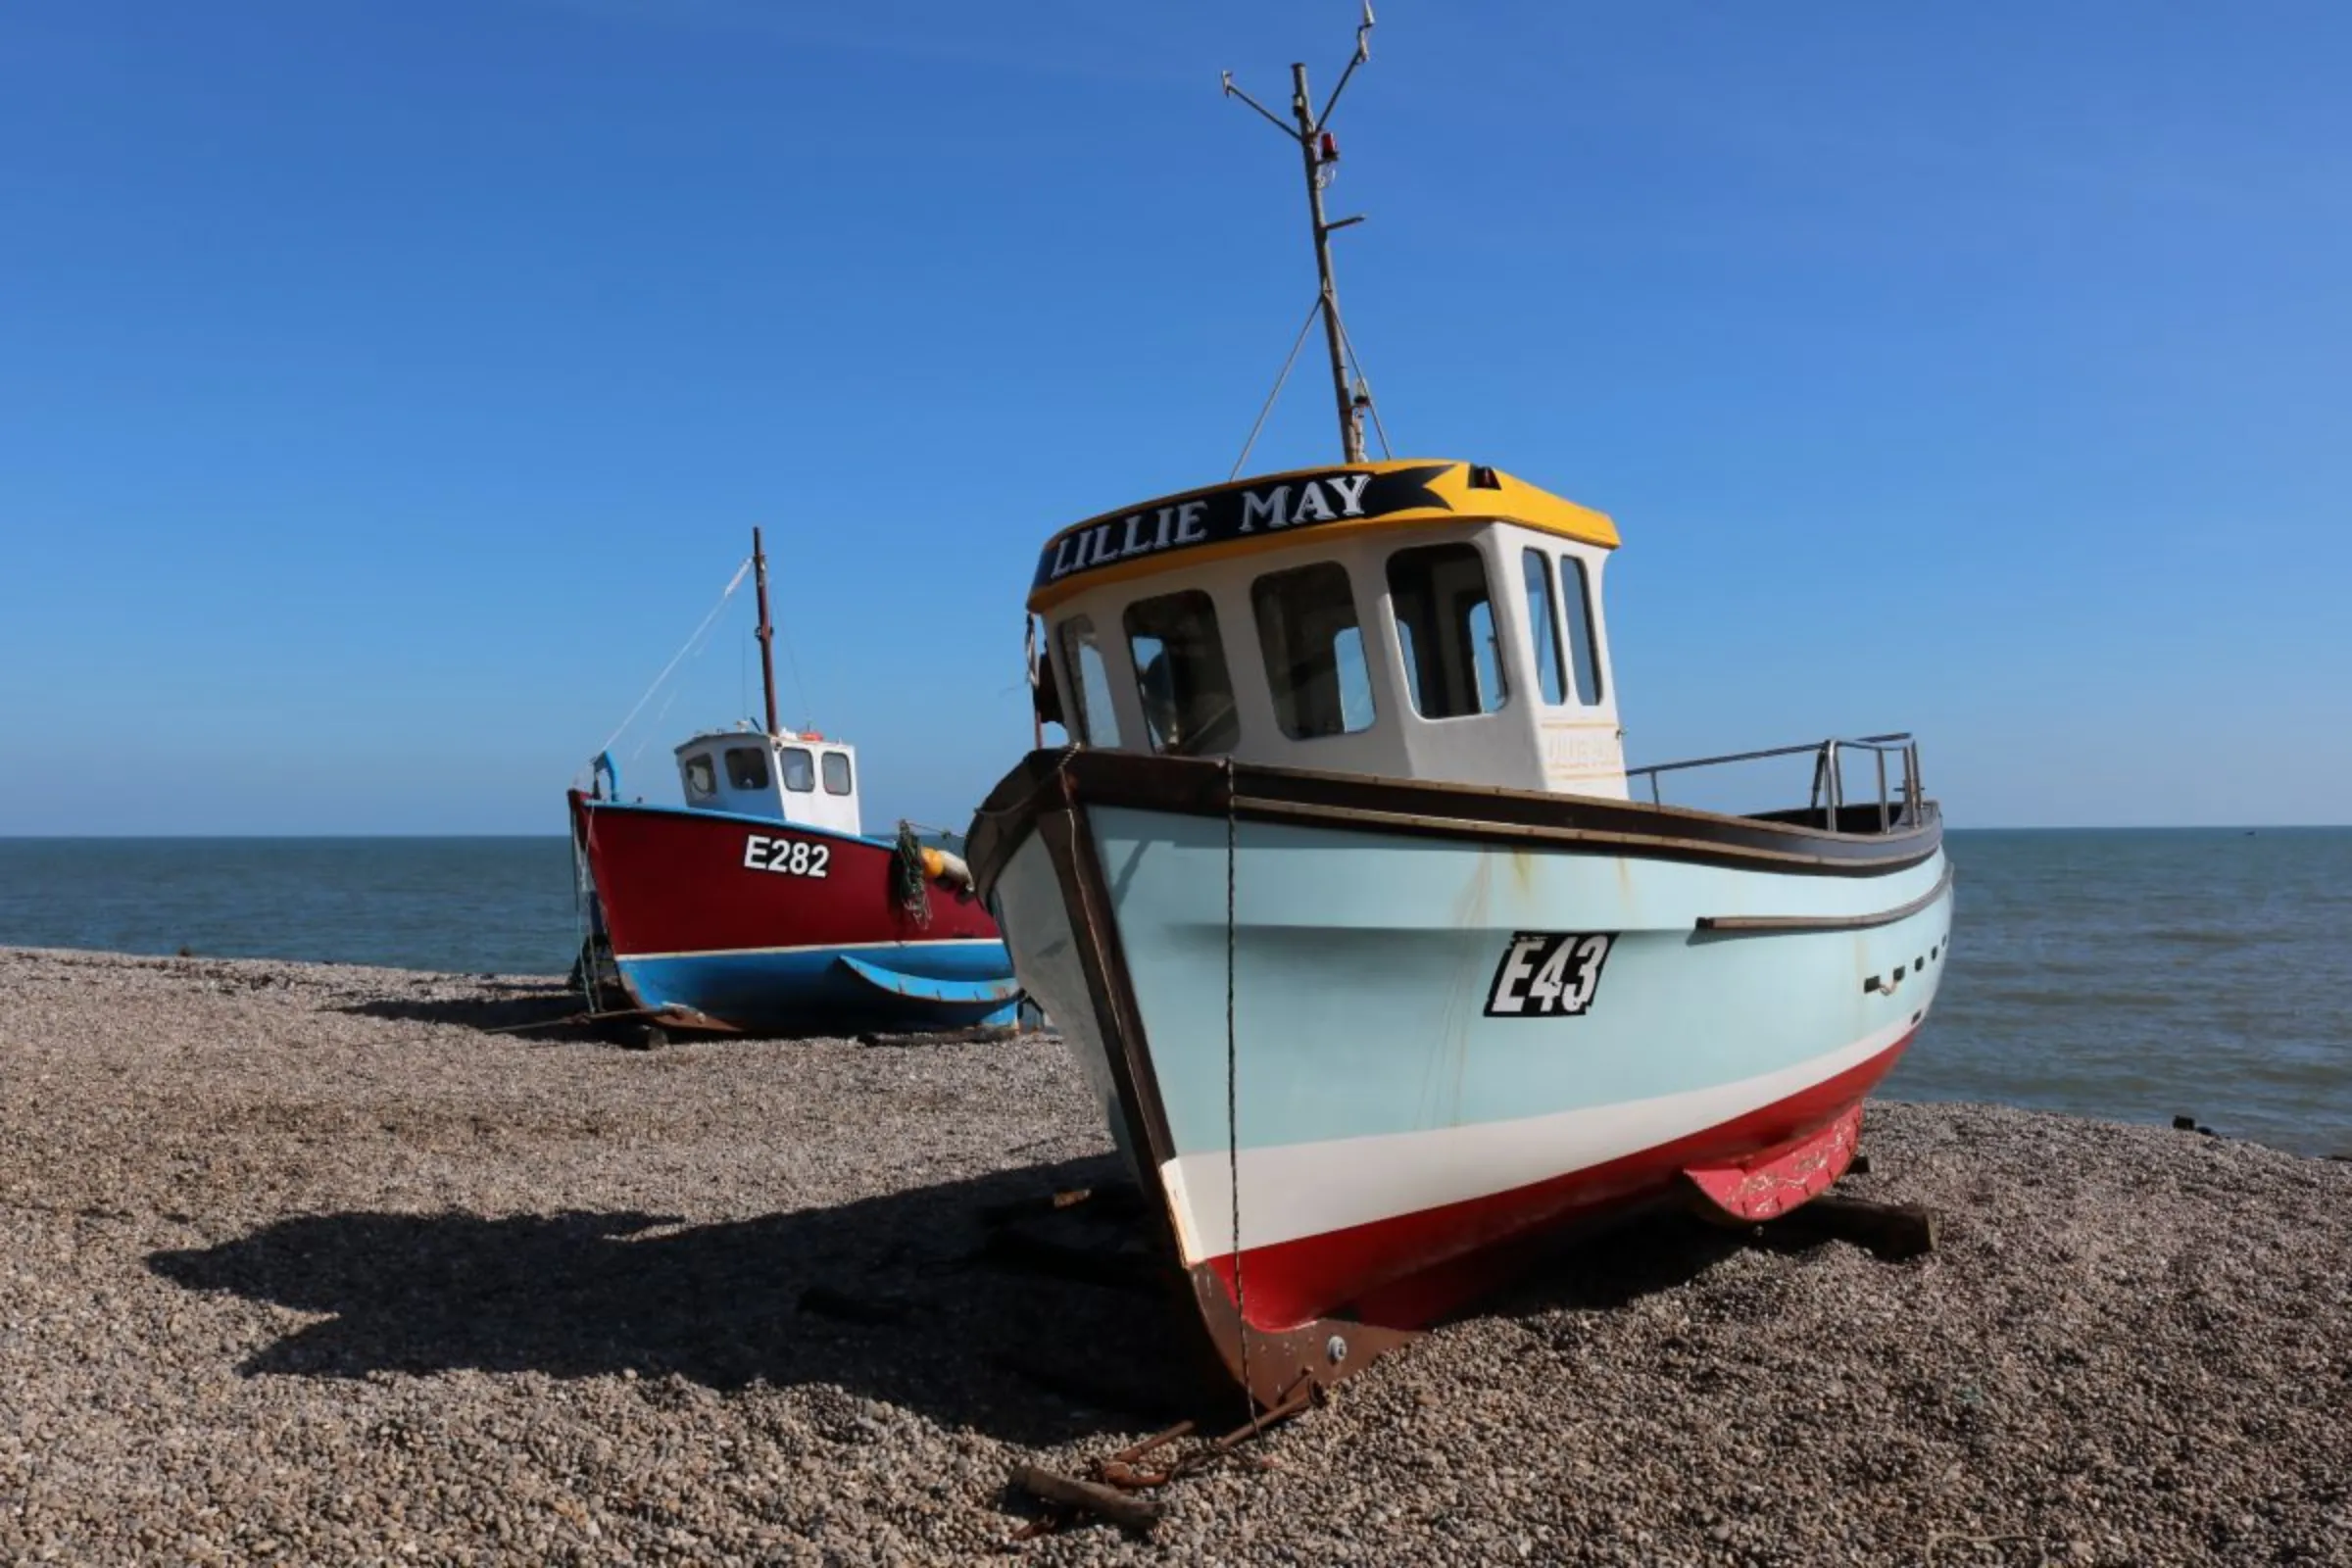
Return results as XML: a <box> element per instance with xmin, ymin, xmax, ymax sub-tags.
<box><xmin>568</xmin><ymin>530</ymin><xmax>1022</xmax><ymax>1037</ymax></box>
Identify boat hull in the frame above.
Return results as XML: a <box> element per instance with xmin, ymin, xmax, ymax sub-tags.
<box><xmin>570</xmin><ymin>793</ymin><xmax>1020</xmax><ymax>1034</ymax></box>
<box><xmin>967</xmin><ymin>749</ymin><xmax>1950</xmax><ymax>1404</ymax></box>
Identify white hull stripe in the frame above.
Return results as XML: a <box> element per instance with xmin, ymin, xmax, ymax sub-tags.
<box><xmin>1159</xmin><ymin>1014</ymin><xmax>1915</xmax><ymax>1264</ymax></box>
<box><xmin>622</xmin><ymin>938</ymin><xmax>1003</xmax><ymax>962</ymax></box>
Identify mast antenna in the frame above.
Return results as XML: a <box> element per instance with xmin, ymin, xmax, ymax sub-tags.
<box><xmin>1222</xmin><ymin>2</ymin><xmax>1380</xmax><ymax>466</ymax></box>
<box><xmin>751</xmin><ymin>526</ymin><xmax>781</xmax><ymax>737</ymax></box>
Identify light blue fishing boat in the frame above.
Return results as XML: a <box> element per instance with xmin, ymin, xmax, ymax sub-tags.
<box><xmin>964</xmin><ymin>11</ymin><xmax>1951</xmax><ymax>1410</ymax></box>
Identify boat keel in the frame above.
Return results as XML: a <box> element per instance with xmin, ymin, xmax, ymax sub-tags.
<box><xmin>1186</xmin><ymin>1265</ymin><xmax>1422</xmax><ymax>1413</ymax></box>
<box><xmin>1681</xmin><ymin>1102</ymin><xmax>1865</xmax><ymax>1222</ymax></box>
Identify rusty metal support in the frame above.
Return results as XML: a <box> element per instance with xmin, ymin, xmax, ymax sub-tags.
<box><xmin>1008</xmin><ymin>1464</ymin><xmax>1163</xmax><ymax>1534</ymax></box>
<box><xmin>1090</xmin><ymin>1381</ymin><xmax>1318</xmax><ymax>1493</ymax></box>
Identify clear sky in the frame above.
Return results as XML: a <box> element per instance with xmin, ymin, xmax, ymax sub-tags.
<box><xmin>4</xmin><ymin>1</ymin><xmax>2346</xmax><ymax>834</ymax></box>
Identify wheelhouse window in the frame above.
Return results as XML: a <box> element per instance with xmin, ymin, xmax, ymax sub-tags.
<box><xmin>1561</xmin><ymin>554</ymin><xmax>1604</xmax><ymax>704</ymax></box>
<box><xmin>1057</xmin><ymin>616</ymin><xmax>1122</xmax><ymax>748</ymax></box>
<box><xmin>1522</xmin><ymin>549</ymin><xmax>1569</xmax><ymax>706</ymax></box>
<box><xmin>1124</xmin><ymin>590</ymin><xmax>1241</xmax><ymax>756</ymax></box>
<box><xmin>1251</xmin><ymin>562</ymin><xmax>1375</xmax><ymax>739</ymax></box>
<box><xmin>821</xmin><ymin>752</ymin><xmax>853</xmax><ymax>796</ymax></box>
<box><xmin>724</xmin><ymin>747</ymin><xmax>770</xmax><ymax>790</ymax></box>
<box><xmin>683</xmin><ymin>754</ymin><xmax>717</xmax><ymax>801</ymax></box>
<box><xmin>1387</xmin><ymin>543</ymin><xmax>1507</xmax><ymax>718</ymax></box>
<box><xmin>779</xmin><ymin>747</ymin><xmax>815</xmax><ymax>793</ymax></box>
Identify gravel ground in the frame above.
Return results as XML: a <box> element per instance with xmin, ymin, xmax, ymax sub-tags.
<box><xmin>1</xmin><ymin>945</ymin><xmax>2346</xmax><ymax>1566</ymax></box>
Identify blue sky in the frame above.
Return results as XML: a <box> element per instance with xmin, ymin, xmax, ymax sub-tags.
<box><xmin>3</xmin><ymin>0</ymin><xmax>2346</xmax><ymax>833</ymax></box>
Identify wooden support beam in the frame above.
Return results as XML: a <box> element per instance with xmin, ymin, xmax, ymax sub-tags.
<box><xmin>1766</xmin><ymin>1194</ymin><xmax>1937</xmax><ymax>1261</ymax></box>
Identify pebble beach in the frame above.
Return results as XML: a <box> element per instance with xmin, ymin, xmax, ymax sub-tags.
<box><xmin>1</xmin><ymin>944</ymin><xmax>2346</xmax><ymax>1566</ymax></box>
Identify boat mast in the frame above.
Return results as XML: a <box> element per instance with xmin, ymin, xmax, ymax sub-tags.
<box><xmin>1225</xmin><ymin>4</ymin><xmax>1378</xmax><ymax>465</ymax></box>
<box><xmin>751</xmin><ymin>526</ymin><xmax>781</xmax><ymax>737</ymax></box>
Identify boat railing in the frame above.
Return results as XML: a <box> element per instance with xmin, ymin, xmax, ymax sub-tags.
<box><xmin>1625</xmin><ymin>733</ymin><xmax>1923</xmax><ymax>833</ymax></box>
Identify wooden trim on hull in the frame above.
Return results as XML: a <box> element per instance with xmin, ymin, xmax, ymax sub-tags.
<box><xmin>962</xmin><ymin>747</ymin><xmax>1944</xmax><ymax>1410</ymax></box>
<box><xmin>1037</xmin><ymin>776</ymin><xmax>1177</xmax><ymax>1195</ymax></box>
<box><xmin>1696</xmin><ymin>860</ymin><xmax>1958</xmax><ymax>934</ymax></box>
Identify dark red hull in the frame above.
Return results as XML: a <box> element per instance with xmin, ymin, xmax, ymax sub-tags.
<box><xmin>568</xmin><ymin>793</ymin><xmax>1016</xmax><ymax>1033</ymax></box>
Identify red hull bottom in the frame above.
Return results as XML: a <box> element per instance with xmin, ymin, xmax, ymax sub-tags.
<box><xmin>1202</xmin><ymin>1031</ymin><xmax>1912</xmax><ymax>1336</ymax></box>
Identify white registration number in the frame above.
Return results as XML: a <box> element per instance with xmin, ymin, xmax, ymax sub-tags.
<box><xmin>743</xmin><ymin>834</ymin><xmax>831</xmax><ymax>878</ymax></box>
<box><xmin>1485</xmin><ymin>932</ymin><xmax>1615</xmax><ymax>1018</ymax></box>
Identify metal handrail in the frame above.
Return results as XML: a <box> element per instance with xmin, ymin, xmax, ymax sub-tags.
<box><xmin>1625</xmin><ymin>732</ymin><xmax>1923</xmax><ymax>833</ymax></box>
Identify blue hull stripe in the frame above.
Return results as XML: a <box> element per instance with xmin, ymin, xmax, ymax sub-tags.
<box><xmin>620</xmin><ymin>941</ymin><xmax>1020</xmax><ymax>1031</ymax></box>
<box><xmin>835</xmin><ymin>952</ymin><xmax>1025</xmax><ymax>1006</ymax></box>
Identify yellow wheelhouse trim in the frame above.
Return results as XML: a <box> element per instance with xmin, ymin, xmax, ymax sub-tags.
<box><xmin>1026</xmin><ymin>458</ymin><xmax>1618</xmax><ymax>613</ymax></box>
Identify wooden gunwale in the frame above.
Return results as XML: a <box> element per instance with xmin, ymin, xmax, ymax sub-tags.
<box><xmin>966</xmin><ymin>748</ymin><xmax>1942</xmax><ymax>902</ymax></box>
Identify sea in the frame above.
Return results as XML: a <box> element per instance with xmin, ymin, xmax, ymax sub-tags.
<box><xmin>0</xmin><ymin>829</ymin><xmax>2345</xmax><ymax>1156</ymax></box>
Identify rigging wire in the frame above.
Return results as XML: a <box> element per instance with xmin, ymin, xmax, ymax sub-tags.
<box><xmin>1229</xmin><ymin>292</ymin><xmax>1330</xmax><ymax>480</ymax></box>
<box><xmin>595</xmin><ymin>558</ymin><xmax>753</xmax><ymax>760</ymax></box>
<box><xmin>629</xmin><ymin>612</ymin><xmax>726</xmax><ymax>768</ymax></box>
<box><xmin>1224</xmin><ymin>756</ymin><xmax>1255</xmax><ymax>1423</ymax></box>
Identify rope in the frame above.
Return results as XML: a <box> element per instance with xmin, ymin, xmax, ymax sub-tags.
<box><xmin>595</xmin><ymin>558</ymin><xmax>752</xmax><ymax>760</ymax></box>
<box><xmin>894</xmin><ymin>821</ymin><xmax>934</xmax><ymax>928</ymax></box>
<box><xmin>568</xmin><ymin>829</ymin><xmax>594</xmax><ymax>1009</ymax></box>
<box><xmin>1224</xmin><ymin>755</ymin><xmax>1254</xmax><ymax>1421</ymax></box>
<box><xmin>1230</xmin><ymin>292</ymin><xmax>1328</xmax><ymax>480</ymax></box>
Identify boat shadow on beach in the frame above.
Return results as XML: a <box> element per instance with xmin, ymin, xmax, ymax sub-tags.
<box><xmin>146</xmin><ymin>1154</ymin><xmax>1211</xmax><ymax>1446</ymax></box>
<box><xmin>335</xmin><ymin>981</ymin><xmax>607</xmax><ymax>1039</ymax></box>
<box><xmin>331</xmin><ymin>989</ymin><xmax>993</xmax><ymax>1049</ymax></box>
<box><xmin>146</xmin><ymin>1161</ymin><xmax>1788</xmax><ymax>1446</ymax></box>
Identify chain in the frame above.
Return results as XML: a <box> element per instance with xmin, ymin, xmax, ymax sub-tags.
<box><xmin>1224</xmin><ymin>755</ymin><xmax>1254</xmax><ymax>1421</ymax></box>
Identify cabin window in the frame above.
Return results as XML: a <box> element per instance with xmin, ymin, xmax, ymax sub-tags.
<box><xmin>1251</xmin><ymin>563</ymin><xmax>1375</xmax><ymax>739</ymax></box>
<box><xmin>779</xmin><ymin>747</ymin><xmax>815</xmax><ymax>793</ymax></box>
<box><xmin>1124</xmin><ymin>590</ymin><xmax>1241</xmax><ymax>756</ymax></box>
<box><xmin>1387</xmin><ymin>544</ymin><xmax>1508</xmax><ymax>718</ymax></box>
<box><xmin>821</xmin><ymin>752</ymin><xmax>853</xmax><ymax>796</ymax></box>
<box><xmin>1561</xmin><ymin>554</ymin><xmax>1604</xmax><ymax>703</ymax></box>
<box><xmin>683</xmin><ymin>755</ymin><xmax>717</xmax><ymax>801</ymax></box>
<box><xmin>1058</xmin><ymin>616</ymin><xmax>1121</xmax><ymax>747</ymax></box>
<box><xmin>1522</xmin><ymin>549</ymin><xmax>1569</xmax><ymax>706</ymax></box>
<box><xmin>724</xmin><ymin>747</ymin><xmax>770</xmax><ymax>791</ymax></box>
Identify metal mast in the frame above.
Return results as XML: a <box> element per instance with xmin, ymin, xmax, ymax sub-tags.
<box><xmin>1225</xmin><ymin>5</ymin><xmax>1378</xmax><ymax>465</ymax></box>
<box><xmin>751</xmin><ymin>526</ymin><xmax>781</xmax><ymax>737</ymax></box>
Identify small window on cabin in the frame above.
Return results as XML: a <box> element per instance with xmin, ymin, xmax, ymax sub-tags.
<box><xmin>683</xmin><ymin>755</ymin><xmax>717</xmax><ymax>801</ymax></box>
<box><xmin>1522</xmin><ymin>549</ymin><xmax>1569</xmax><ymax>706</ymax></box>
<box><xmin>724</xmin><ymin>747</ymin><xmax>770</xmax><ymax>791</ymax></box>
<box><xmin>1058</xmin><ymin>616</ymin><xmax>1121</xmax><ymax>748</ymax></box>
<box><xmin>1251</xmin><ymin>563</ymin><xmax>1375</xmax><ymax>739</ymax></box>
<box><xmin>821</xmin><ymin>752</ymin><xmax>853</xmax><ymax>796</ymax></box>
<box><xmin>1124</xmin><ymin>590</ymin><xmax>1241</xmax><ymax>756</ymax></box>
<box><xmin>779</xmin><ymin>747</ymin><xmax>815</xmax><ymax>793</ymax></box>
<box><xmin>1387</xmin><ymin>544</ymin><xmax>1508</xmax><ymax>718</ymax></box>
<box><xmin>1560</xmin><ymin>554</ymin><xmax>1604</xmax><ymax>704</ymax></box>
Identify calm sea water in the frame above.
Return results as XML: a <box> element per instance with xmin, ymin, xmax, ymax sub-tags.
<box><xmin>1885</xmin><ymin>828</ymin><xmax>2352</xmax><ymax>1156</ymax></box>
<box><xmin>0</xmin><ymin>830</ymin><xmax>2345</xmax><ymax>1154</ymax></box>
<box><xmin>0</xmin><ymin>838</ymin><xmax>581</xmax><ymax>979</ymax></box>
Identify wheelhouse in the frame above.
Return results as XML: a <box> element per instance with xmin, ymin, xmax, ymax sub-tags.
<box><xmin>674</xmin><ymin>727</ymin><xmax>863</xmax><ymax>834</ymax></box>
<box><xmin>1030</xmin><ymin>459</ymin><xmax>1631</xmax><ymax>799</ymax></box>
